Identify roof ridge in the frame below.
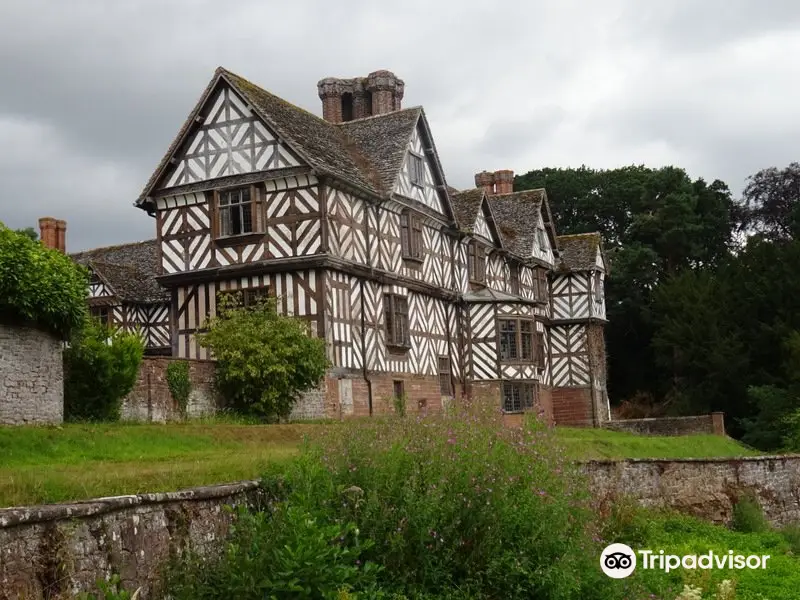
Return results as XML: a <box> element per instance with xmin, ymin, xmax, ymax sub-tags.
<box><xmin>218</xmin><ymin>67</ymin><xmax>332</xmax><ymax>127</ymax></box>
<box><xmin>71</xmin><ymin>239</ymin><xmax>157</xmax><ymax>256</ymax></box>
<box><xmin>336</xmin><ymin>106</ymin><xmax>422</xmax><ymax>125</ymax></box>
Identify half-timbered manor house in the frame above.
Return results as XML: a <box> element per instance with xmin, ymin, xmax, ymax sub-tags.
<box><xmin>44</xmin><ymin>67</ymin><xmax>610</xmax><ymax>425</ymax></box>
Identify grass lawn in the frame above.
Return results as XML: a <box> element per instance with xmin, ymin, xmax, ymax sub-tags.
<box><xmin>0</xmin><ymin>420</ymin><xmax>760</xmax><ymax>507</ymax></box>
<box><xmin>557</xmin><ymin>427</ymin><xmax>760</xmax><ymax>460</ymax></box>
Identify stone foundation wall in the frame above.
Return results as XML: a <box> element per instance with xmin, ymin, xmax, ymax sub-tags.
<box><xmin>0</xmin><ymin>323</ymin><xmax>63</xmax><ymax>425</ymax></box>
<box><xmin>0</xmin><ymin>482</ymin><xmax>264</xmax><ymax>600</ymax></box>
<box><xmin>580</xmin><ymin>455</ymin><xmax>800</xmax><ymax>526</ymax></box>
<box><xmin>121</xmin><ymin>357</ymin><xmax>218</xmax><ymax>422</ymax></box>
<box><xmin>603</xmin><ymin>413</ymin><xmax>726</xmax><ymax>436</ymax></box>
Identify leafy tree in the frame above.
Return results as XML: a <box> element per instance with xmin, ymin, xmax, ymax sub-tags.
<box><xmin>739</xmin><ymin>162</ymin><xmax>800</xmax><ymax>240</ymax></box>
<box><xmin>64</xmin><ymin>316</ymin><xmax>144</xmax><ymax>421</ymax></box>
<box><xmin>14</xmin><ymin>226</ymin><xmax>38</xmax><ymax>241</ymax></box>
<box><xmin>199</xmin><ymin>295</ymin><xmax>328</xmax><ymax>421</ymax></box>
<box><xmin>651</xmin><ymin>270</ymin><xmax>747</xmax><ymax>416</ymax></box>
<box><xmin>515</xmin><ymin>166</ymin><xmax>738</xmax><ymax>405</ymax></box>
<box><xmin>0</xmin><ymin>223</ymin><xmax>87</xmax><ymax>338</ymax></box>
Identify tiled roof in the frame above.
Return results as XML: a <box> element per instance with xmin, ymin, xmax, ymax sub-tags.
<box><xmin>557</xmin><ymin>233</ymin><xmax>603</xmax><ymax>272</ymax></box>
<box><xmin>338</xmin><ymin>107</ymin><xmax>422</xmax><ymax>194</ymax></box>
<box><xmin>137</xmin><ymin>67</ymin><xmax>383</xmax><ymax>206</ymax></box>
<box><xmin>450</xmin><ymin>188</ymin><xmax>484</xmax><ymax>230</ymax></box>
<box><xmin>487</xmin><ymin>189</ymin><xmax>545</xmax><ymax>257</ymax></box>
<box><xmin>71</xmin><ymin>240</ymin><xmax>168</xmax><ymax>303</ymax></box>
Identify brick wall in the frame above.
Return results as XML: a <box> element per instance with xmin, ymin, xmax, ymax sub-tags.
<box><xmin>0</xmin><ymin>323</ymin><xmax>63</xmax><ymax>425</ymax></box>
<box><xmin>552</xmin><ymin>386</ymin><xmax>594</xmax><ymax>427</ymax></box>
<box><xmin>603</xmin><ymin>413</ymin><xmax>726</xmax><ymax>436</ymax></box>
<box><xmin>121</xmin><ymin>357</ymin><xmax>218</xmax><ymax>422</ymax></box>
<box><xmin>0</xmin><ymin>482</ymin><xmax>263</xmax><ymax>599</ymax></box>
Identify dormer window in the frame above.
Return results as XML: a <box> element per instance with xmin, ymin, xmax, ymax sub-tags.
<box><xmin>509</xmin><ymin>263</ymin><xmax>520</xmax><ymax>295</ymax></box>
<box><xmin>409</xmin><ymin>153</ymin><xmax>425</xmax><ymax>187</ymax></box>
<box><xmin>218</xmin><ymin>187</ymin><xmax>253</xmax><ymax>237</ymax></box>
<box><xmin>537</xmin><ymin>228</ymin><xmax>548</xmax><ymax>252</ymax></box>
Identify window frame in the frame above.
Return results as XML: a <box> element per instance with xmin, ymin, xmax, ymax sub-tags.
<box><xmin>409</xmin><ymin>152</ymin><xmax>425</xmax><ymax>188</ymax></box>
<box><xmin>89</xmin><ymin>304</ymin><xmax>112</xmax><ymax>327</ymax></box>
<box><xmin>502</xmin><ymin>381</ymin><xmax>538</xmax><ymax>413</ymax></box>
<box><xmin>438</xmin><ymin>356</ymin><xmax>453</xmax><ymax>396</ymax></box>
<box><xmin>594</xmin><ymin>271</ymin><xmax>604</xmax><ymax>303</ymax></box>
<box><xmin>509</xmin><ymin>262</ymin><xmax>520</xmax><ymax>295</ymax></box>
<box><xmin>468</xmin><ymin>240</ymin><xmax>486</xmax><ymax>284</ymax></box>
<box><xmin>498</xmin><ymin>317</ymin><xmax>542</xmax><ymax>366</ymax></box>
<box><xmin>217</xmin><ymin>286</ymin><xmax>271</xmax><ymax>311</ymax></box>
<box><xmin>384</xmin><ymin>293</ymin><xmax>411</xmax><ymax>349</ymax></box>
<box><xmin>534</xmin><ymin>268</ymin><xmax>548</xmax><ymax>303</ymax></box>
<box><xmin>400</xmin><ymin>208</ymin><xmax>424</xmax><ymax>262</ymax></box>
<box><xmin>211</xmin><ymin>184</ymin><xmax>263</xmax><ymax>245</ymax></box>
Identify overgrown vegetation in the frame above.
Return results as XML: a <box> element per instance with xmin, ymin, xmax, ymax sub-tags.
<box><xmin>0</xmin><ymin>422</ymin><xmax>754</xmax><ymax>507</ymax></box>
<box><xmin>165</xmin><ymin>407</ymin><xmax>618</xmax><ymax>599</ymax></box>
<box><xmin>63</xmin><ymin>316</ymin><xmax>144</xmax><ymax>421</ymax></box>
<box><xmin>0</xmin><ymin>222</ymin><xmax>87</xmax><ymax>338</ymax></box>
<box><xmin>199</xmin><ymin>295</ymin><xmax>328</xmax><ymax>422</ymax></box>
<box><xmin>166</xmin><ymin>360</ymin><xmax>192</xmax><ymax>417</ymax></box>
<box><xmin>515</xmin><ymin>162</ymin><xmax>800</xmax><ymax>451</ymax></box>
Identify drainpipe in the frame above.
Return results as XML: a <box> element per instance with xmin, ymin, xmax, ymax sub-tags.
<box><xmin>363</xmin><ymin>200</ymin><xmax>376</xmax><ymax>416</ymax></box>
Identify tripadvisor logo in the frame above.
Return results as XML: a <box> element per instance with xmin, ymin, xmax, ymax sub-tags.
<box><xmin>600</xmin><ymin>544</ymin><xmax>771</xmax><ymax>578</ymax></box>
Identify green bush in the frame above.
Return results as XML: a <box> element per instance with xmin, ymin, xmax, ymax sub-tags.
<box><xmin>64</xmin><ymin>317</ymin><xmax>144</xmax><ymax>421</ymax></box>
<box><xmin>0</xmin><ymin>223</ymin><xmax>88</xmax><ymax>338</ymax></box>
<box><xmin>166</xmin><ymin>360</ymin><xmax>192</xmax><ymax>417</ymax></box>
<box><xmin>198</xmin><ymin>295</ymin><xmax>328</xmax><ymax>422</ymax></box>
<box><xmin>166</xmin><ymin>503</ymin><xmax>382</xmax><ymax>599</ymax></box>
<box><xmin>731</xmin><ymin>494</ymin><xmax>769</xmax><ymax>534</ymax></box>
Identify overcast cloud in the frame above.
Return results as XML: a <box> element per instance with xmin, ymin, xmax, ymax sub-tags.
<box><xmin>1</xmin><ymin>0</ymin><xmax>799</xmax><ymax>251</ymax></box>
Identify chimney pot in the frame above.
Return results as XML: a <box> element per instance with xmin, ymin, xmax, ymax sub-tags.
<box><xmin>474</xmin><ymin>171</ymin><xmax>495</xmax><ymax>195</ymax></box>
<box><xmin>55</xmin><ymin>219</ymin><xmax>67</xmax><ymax>253</ymax></box>
<box><xmin>38</xmin><ymin>217</ymin><xmax>58</xmax><ymax>251</ymax></box>
<box><xmin>494</xmin><ymin>169</ymin><xmax>514</xmax><ymax>195</ymax></box>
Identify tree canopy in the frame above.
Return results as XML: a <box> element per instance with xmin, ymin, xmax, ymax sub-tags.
<box><xmin>516</xmin><ymin>163</ymin><xmax>800</xmax><ymax>448</ymax></box>
<box><xmin>0</xmin><ymin>223</ymin><xmax>87</xmax><ymax>338</ymax></box>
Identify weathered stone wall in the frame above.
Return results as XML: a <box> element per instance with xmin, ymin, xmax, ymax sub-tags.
<box><xmin>121</xmin><ymin>357</ymin><xmax>218</xmax><ymax>422</ymax></box>
<box><xmin>0</xmin><ymin>482</ymin><xmax>264</xmax><ymax>600</ymax></box>
<box><xmin>603</xmin><ymin>413</ymin><xmax>726</xmax><ymax>436</ymax></box>
<box><xmin>580</xmin><ymin>455</ymin><xmax>800</xmax><ymax>526</ymax></box>
<box><xmin>0</xmin><ymin>323</ymin><xmax>63</xmax><ymax>425</ymax></box>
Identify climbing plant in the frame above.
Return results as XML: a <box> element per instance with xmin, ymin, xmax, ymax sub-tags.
<box><xmin>166</xmin><ymin>360</ymin><xmax>192</xmax><ymax>417</ymax></box>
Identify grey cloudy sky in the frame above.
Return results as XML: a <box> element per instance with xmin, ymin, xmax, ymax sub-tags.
<box><xmin>2</xmin><ymin>0</ymin><xmax>799</xmax><ymax>251</ymax></box>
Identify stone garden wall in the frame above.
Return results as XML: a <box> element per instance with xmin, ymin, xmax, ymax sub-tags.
<box><xmin>0</xmin><ymin>323</ymin><xmax>63</xmax><ymax>425</ymax></box>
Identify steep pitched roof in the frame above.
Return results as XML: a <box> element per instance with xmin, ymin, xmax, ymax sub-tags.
<box><xmin>71</xmin><ymin>240</ymin><xmax>168</xmax><ymax>303</ymax></box>
<box><xmin>557</xmin><ymin>233</ymin><xmax>603</xmax><ymax>272</ymax></box>
<box><xmin>137</xmin><ymin>67</ymin><xmax>383</xmax><ymax>208</ymax></box>
<box><xmin>337</xmin><ymin>107</ymin><xmax>422</xmax><ymax>194</ymax></box>
<box><xmin>487</xmin><ymin>189</ymin><xmax>545</xmax><ymax>257</ymax></box>
<box><xmin>450</xmin><ymin>188</ymin><xmax>484</xmax><ymax>230</ymax></box>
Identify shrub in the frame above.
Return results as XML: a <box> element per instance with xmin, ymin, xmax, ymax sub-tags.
<box><xmin>731</xmin><ymin>493</ymin><xmax>769</xmax><ymax>534</ymax></box>
<box><xmin>64</xmin><ymin>316</ymin><xmax>144</xmax><ymax>421</ymax></box>
<box><xmin>198</xmin><ymin>295</ymin><xmax>328</xmax><ymax>422</ymax></box>
<box><xmin>0</xmin><ymin>223</ymin><xmax>87</xmax><ymax>338</ymax></box>
<box><xmin>165</xmin><ymin>504</ymin><xmax>382</xmax><ymax>599</ymax></box>
<box><xmin>255</xmin><ymin>404</ymin><xmax>616</xmax><ymax>599</ymax></box>
<box><xmin>166</xmin><ymin>360</ymin><xmax>192</xmax><ymax>417</ymax></box>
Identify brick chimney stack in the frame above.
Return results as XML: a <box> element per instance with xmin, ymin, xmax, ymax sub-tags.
<box><xmin>318</xmin><ymin>70</ymin><xmax>404</xmax><ymax>123</ymax></box>
<box><xmin>475</xmin><ymin>171</ymin><xmax>495</xmax><ymax>195</ymax></box>
<box><xmin>474</xmin><ymin>170</ymin><xmax>514</xmax><ymax>195</ymax></box>
<box><xmin>494</xmin><ymin>169</ymin><xmax>514</xmax><ymax>194</ymax></box>
<box><xmin>38</xmin><ymin>217</ymin><xmax>66</xmax><ymax>252</ymax></box>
